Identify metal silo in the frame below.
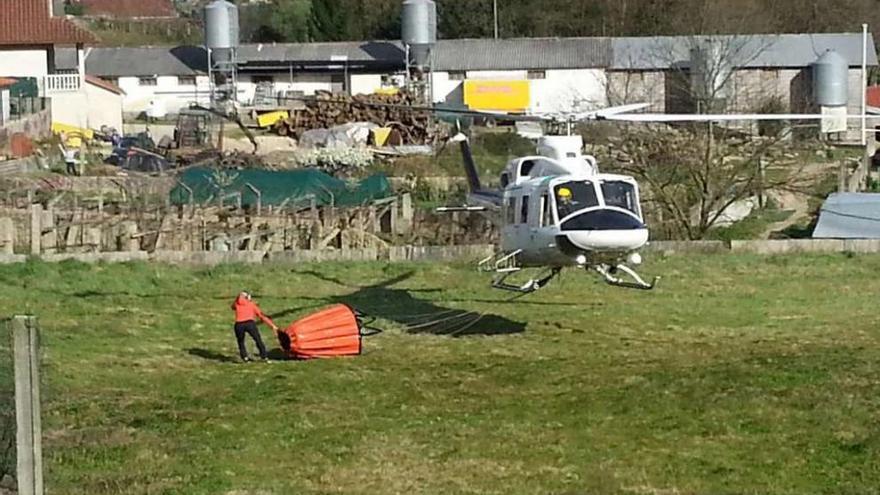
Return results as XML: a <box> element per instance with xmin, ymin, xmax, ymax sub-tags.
<box><xmin>401</xmin><ymin>0</ymin><xmax>437</xmax><ymax>67</ymax></box>
<box><xmin>813</xmin><ymin>50</ymin><xmax>848</xmax><ymax>107</ymax></box>
<box><xmin>689</xmin><ymin>39</ymin><xmax>734</xmax><ymax>111</ymax></box>
<box><xmin>204</xmin><ymin>0</ymin><xmax>239</xmax><ymax>50</ymax></box>
<box><xmin>204</xmin><ymin>0</ymin><xmax>240</xmax><ymax>107</ymax></box>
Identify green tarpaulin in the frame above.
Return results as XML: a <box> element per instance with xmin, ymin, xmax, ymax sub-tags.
<box><xmin>170</xmin><ymin>168</ymin><xmax>393</xmax><ymax>208</ymax></box>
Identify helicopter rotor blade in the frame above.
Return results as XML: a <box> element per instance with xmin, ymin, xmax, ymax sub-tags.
<box><xmin>604</xmin><ymin>113</ymin><xmax>874</xmax><ymax>122</ymax></box>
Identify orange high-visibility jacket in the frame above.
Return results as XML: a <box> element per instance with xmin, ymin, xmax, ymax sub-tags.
<box><xmin>231</xmin><ymin>295</ymin><xmax>275</xmax><ymax>327</ymax></box>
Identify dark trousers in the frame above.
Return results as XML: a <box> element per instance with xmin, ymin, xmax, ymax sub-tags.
<box><xmin>234</xmin><ymin>320</ymin><xmax>267</xmax><ymax>359</ymax></box>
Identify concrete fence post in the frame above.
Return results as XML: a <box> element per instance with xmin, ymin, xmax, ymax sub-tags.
<box><xmin>29</xmin><ymin>205</ymin><xmax>42</xmax><ymax>256</ymax></box>
<box><xmin>10</xmin><ymin>315</ymin><xmax>42</xmax><ymax>495</ymax></box>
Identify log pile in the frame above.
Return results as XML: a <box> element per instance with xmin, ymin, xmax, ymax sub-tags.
<box><xmin>275</xmin><ymin>90</ymin><xmax>441</xmax><ymax>145</ymax></box>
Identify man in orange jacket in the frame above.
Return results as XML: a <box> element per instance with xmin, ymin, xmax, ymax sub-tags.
<box><xmin>231</xmin><ymin>291</ymin><xmax>278</xmax><ymax>362</ymax></box>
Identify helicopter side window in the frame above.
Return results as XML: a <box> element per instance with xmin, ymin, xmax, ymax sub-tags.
<box><xmin>520</xmin><ymin>160</ymin><xmax>535</xmax><ymax>177</ymax></box>
<box><xmin>554</xmin><ymin>181</ymin><xmax>598</xmax><ymax>219</ymax></box>
<box><xmin>506</xmin><ymin>197</ymin><xmax>516</xmax><ymax>224</ymax></box>
<box><xmin>601</xmin><ymin>181</ymin><xmax>640</xmax><ymax>216</ymax></box>
<box><xmin>500</xmin><ymin>172</ymin><xmax>510</xmax><ymax>188</ymax></box>
<box><xmin>520</xmin><ymin>195</ymin><xmax>530</xmax><ymax>224</ymax></box>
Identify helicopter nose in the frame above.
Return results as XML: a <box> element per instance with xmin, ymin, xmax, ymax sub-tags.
<box><xmin>560</xmin><ymin>209</ymin><xmax>648</xmax><ymax>251</ymax></box>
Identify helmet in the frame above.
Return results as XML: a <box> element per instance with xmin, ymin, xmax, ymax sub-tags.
<box><xmin>558</xmin><ymin>187</ymin><xmax>572</xmax><ymax>199</ymax></box>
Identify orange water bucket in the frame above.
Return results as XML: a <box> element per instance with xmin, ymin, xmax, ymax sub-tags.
<box><xmin>277</xmin><ymin>304</ymin><xmax>380</xmax><ymax>359</ymax></box>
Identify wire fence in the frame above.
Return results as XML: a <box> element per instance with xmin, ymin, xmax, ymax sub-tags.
<box><xmin>0</xmin><ymin>319</ymin><xmax>15</xmax><ymax>488</ymax></box>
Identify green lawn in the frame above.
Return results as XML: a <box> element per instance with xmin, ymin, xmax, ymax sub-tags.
<box><xmin>1</xmin><ymin>255</ymin><xmax>879</xmax><ymax>494</ymax></box>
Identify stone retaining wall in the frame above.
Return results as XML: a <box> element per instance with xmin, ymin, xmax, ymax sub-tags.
<box><xmin>0</xmin><ymin>240</ymin><xmax>879</xmax><ymax>266</ymax></box>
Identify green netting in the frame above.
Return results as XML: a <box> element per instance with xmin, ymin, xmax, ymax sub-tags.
<box><xmin>7</xmin><ymin>78</ymin><xmax>39</xmax><ymax>98</ymax></box>
<box><xmin>170</xmin><ymin>168</ymin><xmax>393</xmax><ymax>208</ymax></box>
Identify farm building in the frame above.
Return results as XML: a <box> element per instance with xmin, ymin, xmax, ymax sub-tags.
<box><xmin>56</xmin><ymin>46</ymin><xmax>210</xmax><ymax>115</ymax></box>
<box><xmin>55</xmin><ymin>33</ymin><xmax>876</xmax><ymax>136</ymax></box>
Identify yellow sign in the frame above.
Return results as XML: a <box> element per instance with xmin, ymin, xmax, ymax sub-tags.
<box><xmin>256</xmin><ymin>110</ymin><xmax>289</xmax><ymax>128</ymax></box>
<box><xmin>463</xmin><ymin>80</ymin><xmax>530</xmax><ymax>112</ymax></box>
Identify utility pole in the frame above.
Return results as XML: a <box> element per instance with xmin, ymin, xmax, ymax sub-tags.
<box><xmin>493</xmin><ymin>0</ymin><xmax>499</xmax><ymax>39</ymax></box>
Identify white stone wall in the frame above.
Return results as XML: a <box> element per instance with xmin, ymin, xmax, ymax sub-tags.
<box><xmin>606</xmin><ymin>70</ymin><xmax>666</xmax><ymax>111</ymax></box>
<box><xmin>50</xmin><ymin>82</ymin><xmax>124</xmax><ymax>131</ymax></box>
<box><xmin>116</xmin><ymin>75</ymin><xmax>211</xmax><ymax>115</ymax></box>
<box><xmin>432</xmin><ymin>68</ymin><xmax>608</xmax><ymax>114</ymax></box>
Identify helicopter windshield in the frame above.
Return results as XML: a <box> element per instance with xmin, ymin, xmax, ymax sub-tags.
<box><xmin>554</xmin><ymin>181</ymin><xmax>599</xmax><ymax>219</ymax></box>
<box><xmin>601</xmin><ymin>181</ymin><xmax>640</xmax><ymax>216</ymax></box>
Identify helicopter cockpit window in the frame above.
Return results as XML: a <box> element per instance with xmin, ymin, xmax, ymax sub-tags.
<box><xmin>500</xmin><ymin>173</ymin><xmax>510</xmax><ymax>188</ymax></box>
<box><xmin>554</xmin><ymin>181</ymin><xmax>599</xmax><ymax>219</ymax></box>
<box><xmin>601</xmin><ymin>181</ymin><xmax>640</xmax><ymax>216</ymax></box>
<box><xmin>520</xmin><ymin>160</ymin><xmax>535</xmax><ymax>177</ymax></box>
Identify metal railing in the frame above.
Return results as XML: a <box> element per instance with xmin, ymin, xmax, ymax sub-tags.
<box><xmin>42</xmin><ymin>74</ymin><xmax>81</xmax><ymax>94</ymax></box>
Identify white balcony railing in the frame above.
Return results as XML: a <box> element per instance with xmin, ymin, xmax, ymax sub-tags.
<box><xmin>43</xmin><ymin>74</ymin><xmax>82</xmax><ymax>95</ymax></box>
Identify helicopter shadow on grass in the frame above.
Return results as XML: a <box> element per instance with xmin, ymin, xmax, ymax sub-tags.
<box><xmin>285</xmin><ymin>270</ymin><xmax>526</xmax><ymax>337</ymax></box>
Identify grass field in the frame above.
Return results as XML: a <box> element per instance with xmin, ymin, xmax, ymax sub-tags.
<box><xmin>1</xmin><ymin>254</ymin><xmax>880</xmax><ymax>494</ymax></box>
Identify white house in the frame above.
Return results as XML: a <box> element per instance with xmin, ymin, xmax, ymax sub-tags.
<box><xmin>0</xmin><ymin>0</ymin><xmax>94</xmax><ymax>112</ymax></box>
<box><xmin>58</xmin><ymin>46</ymin><xmax>211</xmax><ymax>116</ymax></box>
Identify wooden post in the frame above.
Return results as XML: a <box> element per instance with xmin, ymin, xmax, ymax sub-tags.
<box><xmin>29</xmin><ymin>204</ymin><xmax>41</xmax><ymax>256</ymax></box>
<box><xmin>11</xmin><ymin>315</ymin><xmax>43</xmax><ymax>495</ymax></box>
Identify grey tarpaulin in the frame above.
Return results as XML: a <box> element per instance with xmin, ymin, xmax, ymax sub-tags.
<box><xmin>813</xmin><ymin>193</ymin><xmax>880</xmax><ymax>239</ymax></box>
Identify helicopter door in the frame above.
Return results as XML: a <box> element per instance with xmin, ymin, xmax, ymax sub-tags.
<box><xmin>501</xmin><ymin>195</ymin><xmax>518</xmax><ymax>251</ymax></box>
<box><xmin>517</xmin><ymin>194</ymin><xmax>533</xmax><ymax>252</ymax></box>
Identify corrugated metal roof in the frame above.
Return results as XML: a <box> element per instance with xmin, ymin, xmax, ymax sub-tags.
<box><xmin>813</xmin><ymin>193</ymin><xmax>880</xmax><ymax>239</ymax></box>
<box><xmin>237</xmin><ymin>41</ymin><xmax>405</xmax><ymax>64</ymax></box>
<box><xmin>611</xmin><ymin>33</ymin><xmax>878</xmax><ymax>70</ymax></box>
<box><xmin>57</xmin><ymin>46</ymin><xmax>207</xmax><ymax>76</ymax></box>
<box><xmin>53</xmin><ymin>33</ymin><xmax>877</xmax><ymax>77</ymax></box>
<box><xmin>433</xmin><ymin>38</ymin><xmax>612</xmax><ymax>71</ymax></box>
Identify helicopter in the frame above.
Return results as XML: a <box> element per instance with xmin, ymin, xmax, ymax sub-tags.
<box><xmin>431</xmin><ymin>104</ymin><xmax>870</xmax><ymax>294</ymax></box>
<box><xmin>266</xmin><ymin>93</ymin><xmax>867</xmax><ymax>293</ymax></box>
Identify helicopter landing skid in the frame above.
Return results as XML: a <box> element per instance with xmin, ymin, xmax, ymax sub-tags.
<box><xmin>491</xmin><ymin>267</ymin><xmax>562</xmax><ymax>294</ymax></box>
<box><xmin>594</xmin><ymin>263</ymin><xmax>659</xmax><ymax>290</ymax></box>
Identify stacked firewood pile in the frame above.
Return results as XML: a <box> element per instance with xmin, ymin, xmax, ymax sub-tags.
<box><xmin>274</xmin><ymin>90</ymin><xmax>442</xmax><ymax>145</ymax></box>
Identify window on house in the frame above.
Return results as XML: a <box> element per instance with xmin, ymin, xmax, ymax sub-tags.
<box><xmin>527</xmin><ymin>70</ymin><xmax>546</xmax><ymax>80</ymax></box>
<box><xmin>520</xmin><ymin>195</ymin><xmax>530</xmax><ymax>224</ymax></box>
<box><xmin>138</xmin><ymin>76</ymin><xmax>157</xmax><ymax>86</ymax></box>
<box><xmin>178</xmin><ymin>76</ymin><xmax>196</xmax><ymax>86</ymax></box>
<box><xmin>252</xmin><ymin>75</ymin><xmax>275</xmax><ymax>84</ymax></box>
<box><xmin>449</xmin><ymin>71</ymin><xmax>466</xmax><ymax>81</ymax></box>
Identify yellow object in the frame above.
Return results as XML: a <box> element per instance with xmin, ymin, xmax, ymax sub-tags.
<box><xmin>52</xmin><ymin>122</ymin><xmax>93</xmax><ymax>147</ymax></box>
<box><xmin>256</xmin><ymin>110</ymin><xmax>290</xmax><ymax>128</ymax></box>
<box><xmin>374</xmin><ymin>87</ymin><xmax>400</xmax><ymax>95</ymax></box>
<box><xmin>463</xmin><ymin>80</ymin><xmax>530</xmax><ymax>112</ymax></box>
<box><xmin>372</xmin><ymin>127</ymin><xmax>392</xmax><ymax>146</ymax></box>
<box><xmin>558</xmin><ymin>187</ymin><xmax>572</xmax><ymax>198</ymax></box>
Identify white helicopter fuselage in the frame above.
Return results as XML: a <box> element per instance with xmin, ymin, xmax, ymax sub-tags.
<box><xmin>494</xmin><ymin>135</ymin><xmax>649</xmax><ymax>268</ymax></box>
